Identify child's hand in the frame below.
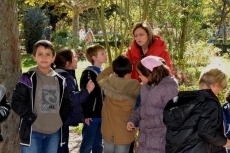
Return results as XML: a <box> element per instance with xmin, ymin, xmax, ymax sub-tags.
<box><xmin>127</xmin><ymin>122</ymin><xmax>136</xmax><ymax>131</ymax></box>
<box><xmin>86</xmin><ymin>80</ymin><xmax>95</xmax><ymax>93</ymax></box>
<box><xmin>85</xmin><ymin>118</ymin><xmax>93</xmax><ymax>126</ymax></box>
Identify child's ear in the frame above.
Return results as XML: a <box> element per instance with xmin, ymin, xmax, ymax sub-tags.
<box><xmin>51</xmin><ymin>55</ymin><xmax>56</xmax><ymax>63</ymax></box>
<box><xmin>213</xmin><ymin>82</ymin><xmax>220</xmax><ymax>87</ymax></box>
<box><xmin>92</xmin><ymin>55</ymin><xmax>97</xmax><ymax>61</ymax></box>
<box><xmin>65</xmin><ymin>61</ymin><xmax>71</xmax><ymax>68</ymax></box>
<box><xmin>32</xmin><ymin>55</ymin><xmax>36</xmax><ymax>62</ymax></box>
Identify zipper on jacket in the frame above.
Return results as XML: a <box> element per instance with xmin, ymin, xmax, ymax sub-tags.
<box><xmin>19</xmin><ymin>118</ymin><xmax>23</xmax><ymax>131</ymax></box>
<box><xmin>30</xmin><ymin>72</ymin><xmax>35</xmax><ymax>112</ymax></box>
<box><xmin>60</xmin><ymin>78</ymin><xmax>65</xmax><ymax>107</ymax></box>
<box><xmin>93</xmin><ymin>98</ymin><xmax>96</xmax><ymax>111</ymax></box>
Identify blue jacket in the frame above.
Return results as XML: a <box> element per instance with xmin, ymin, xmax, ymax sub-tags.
<box><xmin>222</xmin><ymin>102</ymin><xmax>230</xmax><ymax>138</ymax></box>
<box><xmin>56</xmin><ymin>68</ymin><xmax>89</xmax><ymax>126</ymax></box>
<box><xmin>11</xmin><ymin>70</ymin><xmax>72</xmax><ymax>146</ymax></box>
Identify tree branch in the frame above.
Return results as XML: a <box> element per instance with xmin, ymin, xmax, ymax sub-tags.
<box><xmin>61</xmin><ymin>0</ymin><xmax>74</xmax><ymax>10</ymax></box>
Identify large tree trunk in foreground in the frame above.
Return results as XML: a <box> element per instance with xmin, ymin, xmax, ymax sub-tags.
<box><xmin>0</xmin><ymin>0</ymin><xmax>21</xmax><ymax>152</ymax></box>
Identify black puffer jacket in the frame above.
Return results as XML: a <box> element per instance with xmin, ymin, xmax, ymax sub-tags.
<box><xmin>163</xmin><ymin>89</ymin><xmax>227</xmax><ymax>153</ymax></box>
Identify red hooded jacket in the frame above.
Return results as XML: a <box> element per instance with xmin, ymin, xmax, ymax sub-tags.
<box><xmin>126</xmin><ymin>35</ymin><xmax>173</xmax><ymax>82</ymax></box>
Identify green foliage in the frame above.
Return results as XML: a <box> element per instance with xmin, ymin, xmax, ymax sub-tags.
<box><xmin>52</xmin><ymin>29</ymin><xmax>87</xmax><ymax>52</ymax></box>
<box><xmin>21</xmin><ymin>53</ymin><xmax>36</xmax><ymax>68</ymax></box>
<box><xmin>22</xmin><ymin>7</ymin><xmax>46</xmax><ymax>53</ymax></box>
<box><xmin>179</xmin><ymin>84</ymin><xmax>198</xmax><ymax>91</ymax></box>
<box><xmin>94</xmin><ymin>34</ymin><xmax>129</xmax><ymax>48</ymax></box>
<box><xmin>184</xmin><ymin>40</ymin><xmax>220</xmax><ymax>67</ymax></box>
<box><xmin>174</xmin><ymin>40</ymin><xmax>221</xmax><ymax>85</ymax></box>
<box><xmin>74</xmin><ymin>123</ymin><xmax>83</xmax><ymax>134</ymax></box>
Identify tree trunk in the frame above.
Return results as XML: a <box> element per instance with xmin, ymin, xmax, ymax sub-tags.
<box><xmin>96</xmin><ymin>2</ymin><xmax>112</xmax><ymax>64</ymax></box>
<box><xmin>73</xmin><ymin>10</ymin><xmax>80</xmax><ymax>38</ymax></box>
<box><xmin>0</xmin><ymin>0</ymin><xmax>21</xmax><ymax>152</ymax></box>
<box><xmin>142</xmin><ymin>0</ymin><xmax>150</xmax><ymax>20</ymax></box>
<box><xmin>179</xmin><ymin>16</ymin><xmax>188</xmax><ymax>60</ymax></box>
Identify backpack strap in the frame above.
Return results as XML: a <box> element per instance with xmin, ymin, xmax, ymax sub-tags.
<box><xmin>84</xmin><ymin>67</ymin><xmax>99</xmax><ymax>79</ymax></box>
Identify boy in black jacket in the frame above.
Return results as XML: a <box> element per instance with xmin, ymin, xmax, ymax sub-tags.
<box><xmin>12</xmin><ymin>40</ymin><xmax>72</xmax><ymax>153</ymax></box>
<box><xmin>80</xmin><ymin>44</ymin><xmax>107</xmax><ymax>153</ymax></box>
<box><xmin>164</xmin><ymin>66</ymin><xmax>230</xmax><ymax>153</ymax></box>
<box><xmin>0</xmin><ymin>84</ymin><xmax>10</xmax><ymax>142</ymax></box>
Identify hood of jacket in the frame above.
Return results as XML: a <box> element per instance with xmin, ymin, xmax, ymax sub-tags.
<box><xmin>55</xmin><ymin>68</ymin><xmax>76</xmax><ymax>79</ymax></box>
<box><xmin>98</xmin><ymin>74</ymin><xmax>140</xmax><ymax>102</ymax></box>
<box><xmin>130</xmin><ymin>35</ymin><xmax>166</xmax><ymax>59</ymax></box>
<box><xmin>29</xmin><ymin>67</ymin><xmax>57</xmax><ymax>76</ymax></box>
<box><xmin>163</xmin><ymin>89</ymin><xmax>217</xmax><ymax>129</ymax></box>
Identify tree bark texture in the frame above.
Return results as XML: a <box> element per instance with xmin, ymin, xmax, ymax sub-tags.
<box><xmin>0</xmin><ymin>0</ymin><xmax>21</xmax><ymax>152</ymax></box>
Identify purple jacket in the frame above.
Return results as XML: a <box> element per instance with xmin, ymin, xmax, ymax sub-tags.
<box><xmin>128</xmin><ymin>76</ymin><xmax>178</xmax><ymax>153</ymax></box>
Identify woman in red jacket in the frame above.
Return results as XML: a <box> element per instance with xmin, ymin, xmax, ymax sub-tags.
<box><xmin>126</xmin><ymin>21</ymin><xmax>173</xmax><ymax>82</ymax></box>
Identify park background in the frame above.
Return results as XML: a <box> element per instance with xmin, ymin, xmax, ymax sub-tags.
<box><xmin>1</xmin><ymin>0</ymin><xmax>230</xmax><ymax>152</ymax></box>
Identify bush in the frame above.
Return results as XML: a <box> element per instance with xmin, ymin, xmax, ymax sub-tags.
<box><xmin>22</xmin><ymin>7</ymin><xmax>46</xmax><ymax>53</ymax></box>
<box><xmin>174</xmin><ymin>40</ymin><xmax>221</xmax><ymax>85</ymax></box>
<box><xmin>52</xmin><ymin>29</ymin><xmax>87</xmax><ymax>53</ymax></box>
<box><xmin>94</xmin><ymin>34</ymin><xmax>129</xmax><ymax>48</ymax></box>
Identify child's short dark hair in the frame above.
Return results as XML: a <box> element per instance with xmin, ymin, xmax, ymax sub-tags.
<box><xmin>137</xmin><ymin>61</ymin><xmax>170</xmax><ymax>85</ymax></box>
<box><xmin>54</xmin><ymin>49</ymin><xmax>74</xmax><ymax>68</ymax></box>
<box><xmin>33</xmin><ymin>40</ymin><xmax>55</xmax><ymax>56</ymax></box>
<box><xmin>86</xmin><ymin>44</ymin><xmax>105</xmax><ymax>64</ymax></box>
<box><xmin>112</xmin><ymin>55</ymin><xmax>132</xmax><ymax>78</ymax></box>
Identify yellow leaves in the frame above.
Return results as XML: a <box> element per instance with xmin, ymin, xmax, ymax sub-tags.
<box><xmin>25</xmin><ymin>0</ymin><xmax>58</xmax><ymax>6</ymax></box>
<box><xmin>25</xmin><ymin>0</ymin><xmax>35</xmax><ymax>6</ymax></box>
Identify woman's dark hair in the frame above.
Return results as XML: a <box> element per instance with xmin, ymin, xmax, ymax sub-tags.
<box><xmin>112</xmin><ymin>55</ymin><xmax>132</xmax><ymax>77</ymax></box>
<box><xmin>137</xmin><ymin>61</ymin><xmax>170</xmax><ymax>85</ymax></box>
<box><xmin>54</xmin><ymin>49</ymin><xmax>74</xmax><ymax>69</ymax></box>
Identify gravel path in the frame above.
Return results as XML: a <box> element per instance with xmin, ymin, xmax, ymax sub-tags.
<box><xmin>68</xmin><ymin>128</ymin><xmax>82</xmax><ymax>153</ymax></box>
<box><xmin>68</xmin><ymin>129</ymin><xmax>103</xmax><ymax>153</ymax></box>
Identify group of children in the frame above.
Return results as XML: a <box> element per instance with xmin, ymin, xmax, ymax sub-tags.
<box><xmin>0</xmin><ymin>39</ymin><xmax>228</xmax><ymax>153</ymax></box>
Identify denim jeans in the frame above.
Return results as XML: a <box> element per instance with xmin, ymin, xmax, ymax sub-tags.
<box><xmin>21</xmin><ymin>129</ymin><xmax>60</xmax><ymax>153</ymax></box>
<box><xmin>57</xmin><ymin>126</ymin><xmax>69</xmax><ymax>153</ymax></box>
<box><xmin>103</xmin><ymin>137</ymin><xmax>130</xmax><ymax>153</ymax></box>
<box><xmin>80</xmin><ymin>122</ymin><xmax>103</xmax><ymax>153</ymax></box>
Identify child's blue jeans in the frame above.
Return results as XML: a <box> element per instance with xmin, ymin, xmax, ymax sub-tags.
<box><xmin>80</xmin><ymin>122</ymin><xmax>103</xmax><ymax>153</ymax></box>
<box><xmin>20</xmin><ymin>129</ymin><xmax>60</xmax><ymax>153</ymax></box>
<box><xmin>104</xmin><ymin>137</ymin><xmax>131</xmax><ymax>153</ymax></box>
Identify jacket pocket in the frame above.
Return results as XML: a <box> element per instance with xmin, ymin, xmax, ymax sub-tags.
<box><xmin>19</xmin><ymin>119</ymin><xmax>31</xmax><ymax>141</ymax></box>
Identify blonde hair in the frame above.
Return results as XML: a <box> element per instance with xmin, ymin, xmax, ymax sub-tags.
<box><xmin>199</xmin><ymin>66</ymin><xmax>228</xmax><ymax>89</ymax></box>
<box><xmin>85</xmin><ymin>44</ymin><xmax>105</xmax><ymax>64</ymax></box>
<box><xmin>132</xmin><ymin>21</ymin><xmax>154</xmax><ymax>48</ymax></box>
